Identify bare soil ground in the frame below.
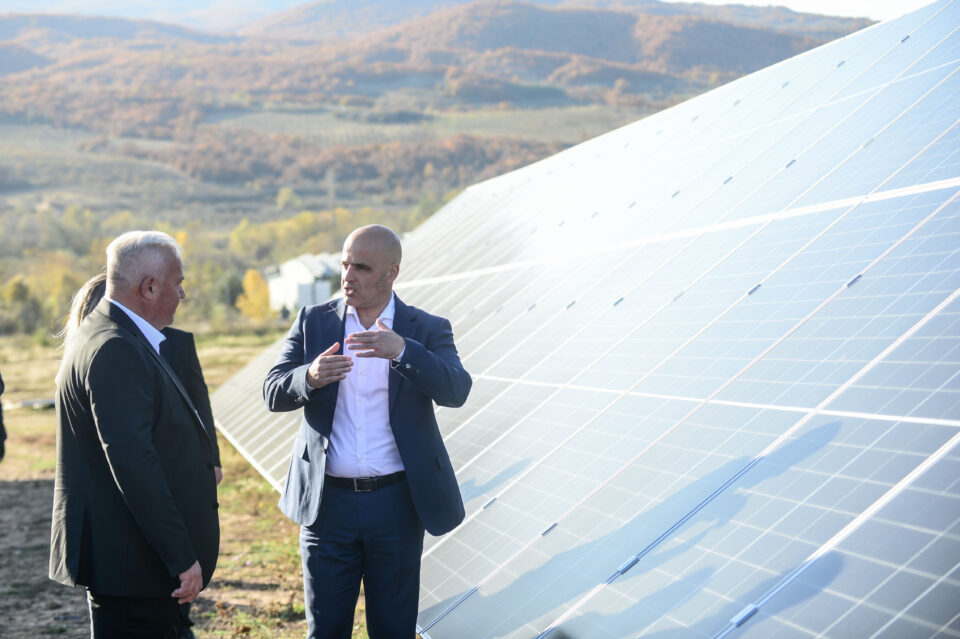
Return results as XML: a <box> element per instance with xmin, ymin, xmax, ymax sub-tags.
<box><xmin>0</xmin><ymin>333</ymin><xmax>368</xmax><ymax>639</ymax></box>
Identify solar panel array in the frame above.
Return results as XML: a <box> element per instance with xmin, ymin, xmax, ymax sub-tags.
<box><xmin>211</xmin><ymin>2</ymin><xmax>960</xmax><ymax>636</ymax></box>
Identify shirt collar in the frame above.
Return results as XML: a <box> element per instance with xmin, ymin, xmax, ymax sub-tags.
<box><xmin>106</xmin><ymin>297</ymin><xmax>167</xmax><ymax>353</ymax></box>
<box><xmin>346</xmin><ymin>293</ymin><xmax>396</xmax><ymax>327</ymax></box>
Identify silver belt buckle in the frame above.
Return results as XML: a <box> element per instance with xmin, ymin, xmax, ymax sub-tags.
<box><xmin>353</xmin><ymin>477</ymin><xmax>373</xmax><ymax>492</ymax></box>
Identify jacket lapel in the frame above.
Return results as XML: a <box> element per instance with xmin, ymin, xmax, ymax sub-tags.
<box><xmin>318</xmin><ymin>299</ymin><xmax>348</xmax><ymax>406</ymax></box>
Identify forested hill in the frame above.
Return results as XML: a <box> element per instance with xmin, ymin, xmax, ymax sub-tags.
<box><xmin>0</xmin><ymin>13</ymin><xmax>236</xmax><ymax>44</ymax></box>
<box><xmin>0</xmin><ymin>1</ymin><xmax>869</xmax><ymax>136</ymax></box>
<box><xmin>238</xmin><ymin>0</ymin><xmax>870</xmax><ymax>42</ymax></box>
<box><xmin>350</xmin><ymin>1</ymin><xmax>822</xmax><ymax>76</ymax></box>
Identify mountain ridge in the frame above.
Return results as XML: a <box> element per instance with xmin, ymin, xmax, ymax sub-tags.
<box><xmin>237</xmin><ymin>0</ymin><xmax>870</xmax><ymax>42</ymax></box>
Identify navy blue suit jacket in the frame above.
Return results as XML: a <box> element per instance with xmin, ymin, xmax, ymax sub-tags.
<box><xmin>263</xmin><ymin>295</ymin><xmax>471</xmax><ymax>536</ymax></box>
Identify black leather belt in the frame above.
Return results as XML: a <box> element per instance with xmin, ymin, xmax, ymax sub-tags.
<box><xmin>324</xmin><ymin>471</ymin><xmax>406</xmax><ymax>492</ymax></box>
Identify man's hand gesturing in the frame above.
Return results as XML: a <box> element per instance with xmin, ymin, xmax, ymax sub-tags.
<box><xmin>345</xmin><ymin>318</ymin><xmax>405</xmax><ymax>360</ymax></box>
<box><xmin>306</xmin><ymin>342</ymin><xmax>352</xmax><ymax>389</ymax></box>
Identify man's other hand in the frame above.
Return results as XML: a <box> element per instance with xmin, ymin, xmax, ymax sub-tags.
<box><xmin>345</xmin><ymin>319</ymin><xmax>405</xmax><ymax>360</ymax></box>
<box><xmin>172</xmin><ymin>561</ymin><xmax>202</xmax><ymax>604</ymax></box>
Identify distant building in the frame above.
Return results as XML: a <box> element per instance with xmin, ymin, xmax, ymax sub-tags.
<box><xmin>265</xmin><ymin>253</ymin><xmax>339</xmax><ymax>315</ymax></box>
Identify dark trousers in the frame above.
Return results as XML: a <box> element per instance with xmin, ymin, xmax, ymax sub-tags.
<box><xmin>178</xmin><ymin>602</ymin><xmax>193</xmax><ymax>629</ymax></box>
<box><xmin>300</xmin><ymin>479</ymin><xmax>424</xmax><ymax>639</ymax></box>
<box><xmin>87</xmin><ymin>591</ymin><xmax>180</xmax><ymax>639</ymax></box>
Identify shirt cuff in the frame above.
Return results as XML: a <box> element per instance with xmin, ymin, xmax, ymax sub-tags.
<box><xmin>392</xmin><ymin>344</ymin><xmax>406</xmax><ymax>364</ymax></box>
<box><xmin>304</xmin><ymin>367</ymin><xmax>319</xmax><ymax>391</ymax></box>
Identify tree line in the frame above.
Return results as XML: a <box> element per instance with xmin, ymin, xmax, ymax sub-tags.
<box><xmin>0</xmin><ymin>197</ymin><xmax>449</xmax><ymax>340</ymax></box>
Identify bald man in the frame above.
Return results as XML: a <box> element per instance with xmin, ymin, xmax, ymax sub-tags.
<box><xmin>264</xmin><ymin>225</ymin><xmax>472</xmax><ymax>639</ymax></box>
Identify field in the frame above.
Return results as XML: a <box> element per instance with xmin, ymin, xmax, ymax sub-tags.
<box><xmin>0</xmin><ymin>123</ymin><xmax>287</xmax><ymax>228</ymax></box>
<box><xmin>0</xmin><ymin>331</ymin><xmax>370</xmax><ymax>639</ymax></box>
<box><xmin>210</xmin><ymin>103</ymin><xmax>652</xmax><ymax>148</ymax></box>
<box><xmin>1</xmin><ymin>101</ymin><xmax>651</xmax><ymax>228</ymax></box>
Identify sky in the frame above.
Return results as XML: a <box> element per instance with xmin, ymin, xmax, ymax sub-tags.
<box><xmin>673</xmin><ymin>0</ymin><xmax>937</xmax><ymax>21</ymax></box>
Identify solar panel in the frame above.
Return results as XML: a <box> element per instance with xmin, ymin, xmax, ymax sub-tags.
<box><xmin>211</xmin><ymin>1</ymin><xmax>960</xmax><ymax>636</ymax></box>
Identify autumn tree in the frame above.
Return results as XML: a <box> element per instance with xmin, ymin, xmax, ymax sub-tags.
<box><xmin>235</xmin><ymin>269</ymin><xmax>273</xmax><ymax>324</ymax></box>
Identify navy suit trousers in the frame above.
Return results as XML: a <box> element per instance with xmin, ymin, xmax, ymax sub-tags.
<box><xmin>300</xmin><ymin>479</ymin><xmax>424</xmax><ymax>639</ymax></box>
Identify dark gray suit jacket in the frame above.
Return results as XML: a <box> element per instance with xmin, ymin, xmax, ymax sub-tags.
<box><xmin>263</xmin><ymin>295</ymin><xmax>471</xmax><ymax>536</ymax></box>
<box><xmin>49</xmin><ymin>299</ymin><xmax>219</xmax><ymax>596</ymax></box>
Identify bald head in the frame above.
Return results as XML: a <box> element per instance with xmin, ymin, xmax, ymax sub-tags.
<box><xmin>345</xmin><ymin>225</ymin><xmax>402</xmax><ymax>267</ymax></box>
<box><xmin>340</xmin><ymin>225</ymin><xmax>402</xmax><ymax>325</ymax></box>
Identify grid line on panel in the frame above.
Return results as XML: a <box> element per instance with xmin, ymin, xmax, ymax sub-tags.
<box><xmin>421</xmin><ymin>190</ymin><xmax>960</xmax><ymax>630</ymax></box>
<box><xmin>537</xmin><ymin>284</ymin><xmax>960</xmax><ymax>639</ymax></box>
<box><xmin>817</xmin><ymin>408</ymin><xmax>960</xmax><ymax>429</ymax></box>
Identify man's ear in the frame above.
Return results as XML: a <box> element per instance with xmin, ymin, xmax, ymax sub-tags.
<box><xmin>139</xmin><ymin>276</ymin><xmax>157</xmax><ymax>300</ymax></box>
<box><xmin>388</xmin><ymin>264</ymin><xmax>399</xmax><ymax>282</ymax></box>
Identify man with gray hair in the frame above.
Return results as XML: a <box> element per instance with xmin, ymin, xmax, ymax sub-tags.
<box><xmin>50</xmin><ymin>231</ymin><xmax>220</xmax><ymax>638</ymax></box>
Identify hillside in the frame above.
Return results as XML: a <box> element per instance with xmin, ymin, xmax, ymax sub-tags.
<box><xmin>239</xmin><ymin>0</ymin><xmax>870</xmax><ymax>41</ymax></box>
<box><xmin>0</xmin><ymin>43</ymin><xmax>51</xmax><ymax>75</ymax></box>
<box><xmin>0</xmin><ymin>13</ymin><xmax>236</xmax><ymax>45</ymax></box>
<box><xmin>360</xmin><ymin>2</ymin><xmax>820</xmax><ymax>75</ymax></box>
<box><xmin>0</xmin><ymin>1</ymin><xmax>851</xmax><ymax>146</ymax></box>
<box><xmin>238</xmin><ymin>0</ymin><xmax>460</xmax><ymax>40</ymax></box>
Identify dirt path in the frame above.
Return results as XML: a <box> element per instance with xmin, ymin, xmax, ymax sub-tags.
<box><xmin>0</xmin><ymin>477</ymin><xmax>89</xmax><ymax>638</ymax></box>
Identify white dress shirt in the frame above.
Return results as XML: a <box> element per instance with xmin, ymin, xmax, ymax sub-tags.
<box><xmin>325</xmin><ymin>295</ymin><xmax>405</xmax><ymax>478</ymax></box>
<box><xmin>106</xmin><ymin>298</ymin><xmax>166</xmax><ymax>354</ymax></box>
